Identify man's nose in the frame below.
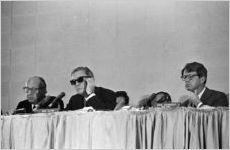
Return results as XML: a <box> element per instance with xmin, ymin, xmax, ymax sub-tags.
<box><xmin>74</xmin><ymin>83</ymin><xmax>80</xmax><ymax>86</ymax></box>
<box><xmin>75</xmin><ymin>81</ymin><xmax>83</xmax><ymax>86</ymax></box>
<box><xmin>184</xmin><ymin>77</ymin><xmax>190</xmax><ymax>82</ymax></box>
<box><xmin>185</xmin><ymin>80</ymin><xmax>190</xmax><ymax>84</ymax></box>
<box><xmin>26</xmin><ymin>90</ymin><xmax>32</xmax><ymax>94</ymax></box>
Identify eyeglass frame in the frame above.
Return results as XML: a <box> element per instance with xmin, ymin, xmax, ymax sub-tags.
<box><xmin>181</xmin><ymin>74</ymin><xmax>199</xmax><ymax>81</ymax></box>
<box><xmin>70</xmin><ymin>76</ymin><xmax>91</xmax><ymax>85</ymax></box>
<box><xmin>22</xmin><ymin>86</ymin><xmax>45</xmax><ymax>93</ymax></box>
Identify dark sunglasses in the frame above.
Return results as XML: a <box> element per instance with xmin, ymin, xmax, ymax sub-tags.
<box><xmin>70</xmin><ymin>76</ymin><xmax>91</xmax><ymax>85</ymax></box>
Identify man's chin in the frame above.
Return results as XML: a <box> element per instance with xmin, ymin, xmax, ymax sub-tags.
<box><xmin>28</xmin><ymin>99</ymin><xmax>36</xmax><ymax>104</ymax></box>
<box><xmin>76</xmin><ymin>90</ymin><xmax>85</xmax><ymax>95</ymax></box>
<box><xmin>185</xmin><ymin>87</ymin><xmax>193</xmax><ymax>92</ymax></box>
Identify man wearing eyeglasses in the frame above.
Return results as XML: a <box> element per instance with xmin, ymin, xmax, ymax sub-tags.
<box><xmin>65</xmin><ymin>66</ymin><xmax>117</xmax><ymax>111</ymax></box>
<box><xmin>180</xmin><ymin>62</ymin><xmax>228</xmax><ymax>108</ymax></box>
<box><xmin>15</xmin><ymin>76</ymin><xmax>64</xmax><ymax>113</ymax></box>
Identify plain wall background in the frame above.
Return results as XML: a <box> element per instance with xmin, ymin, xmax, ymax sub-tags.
<box><xmin>1</xmin><ymin>0</ymin><xmax>229</xmax><ymax>112</ymax></box>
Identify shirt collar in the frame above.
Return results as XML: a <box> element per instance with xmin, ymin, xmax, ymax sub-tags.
<box><xmin>198</xmin><ymin>87</ymin><xmax>206</xmax><ymax>99</ymax></box>
<box><xmin>32</xmin><ymin>104</ymin><xmax>36</xmax><ymax>109</ymax></box>
<box><xmin>85</xmin><ymin>93</ymin><xmax>96</xmax><ymax>101</ymax></box>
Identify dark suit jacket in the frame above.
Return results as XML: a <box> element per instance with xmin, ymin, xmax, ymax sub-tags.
<box><xmin>16</xmin><ymin>96</ymin><xmax>64</xmax><ymax>113</ymax></box>
<box><xmin>65</xmin><ymin>87</ymin><xmax>116</xmax><ymax>111</ymax></box>
<box><xmin>200</xmin><ymin>88</ymin><xmax>228</xmax><ymax>107</ymax></box>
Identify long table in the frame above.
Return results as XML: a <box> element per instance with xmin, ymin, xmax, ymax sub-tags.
<box><xmin>1</xmin><ymin>107</ymin><xmax>229</xmax><ymax>149</ymax></box>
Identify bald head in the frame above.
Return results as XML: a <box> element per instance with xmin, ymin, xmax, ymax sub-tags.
<box><xmin>25</xmin><ymin>76</ymin><xmax>47</xmax><ymax>104</ymax></box>
<box><xmin>27</xmin><ymin>76</ymin><xmax>46</xmax><ymax>89</ymax></box>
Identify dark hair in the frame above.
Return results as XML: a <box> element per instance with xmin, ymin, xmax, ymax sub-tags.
<box><xmin>38</xmin><ymin>77</ymin><xmax>47</xmax><ymax>88</ymax></box>
<box><xmin>181</xmin><ymin>62</ymin><xmax>207</xmax><ymax>84</ymax></box>
<box><xmin>147</xmin><ymin>91</ymin><xmax>171</xmax><ymax>106</ymax></box>
<box><xmin>155</xmin><ymin>91</ymin><xmax>171</xmax><ymax>103</ymax></box>
<box><xmin>71</xmin><ymin>66</ymin><xmax>94</xmax><ymax>78</ymax></box>
<box><xmin>115</xmin><ymin>91</ymin><xmax>129</xmax><ymax>105</ymax></box>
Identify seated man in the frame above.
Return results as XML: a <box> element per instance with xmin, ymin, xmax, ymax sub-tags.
<box><xmin>137</xmin><ymin>91</ymin><xmax>172</xmax><ymax>109</ymax></box>
<box><xmin>114</xmin><ymin>91</ymin><xmax>129</xmax><ymax>110</ymax></box>
<box><xmin>180</xmin><ymin>62</ymin><xmax>228</xmax><ymax>108</ymax></box>
<box><xmin>15</xmin><ymin>76</ymin><xmax>64</xmax><ymax>113</ymax></box>
<box><xmin>65</xmin><ymin>67</ymin><xmax>116</xmax><ymax>111</ymax></box>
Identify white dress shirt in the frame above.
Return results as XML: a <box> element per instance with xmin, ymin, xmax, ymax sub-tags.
<box><xmin>197</xmin><ymin>87</ymin><xmax>206</xmax><ymax>108</ymax></box>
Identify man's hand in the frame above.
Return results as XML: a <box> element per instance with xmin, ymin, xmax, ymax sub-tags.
<box><xmin>2</xmin><ymin>109</ymin><xmax>14</xmax><ymax>115</ymax></box>
<box><xmin>85</xmin><ymin>77</ymin><xmax>95</xmax><ymax>96</ymax></box>
<box><xmin>82</xmin><ymin>106</ymin><xmax>95</xmax><ymax>112</ymax></box>
<box><xmin>179</xmin><ymin>93</ymin><xmax>201</xmax><ymax>107</ymax></box>
<box><xmin>114</xmin><ymin>101</ymin><xmax>126</xmax><ymax>110</ymax></box>
<box><xmin>3</xmin><ymin>108</ymin><xmax>25</xmax><ymax>115</ymax></box>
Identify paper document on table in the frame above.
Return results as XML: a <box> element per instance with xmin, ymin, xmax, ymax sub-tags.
<box><xmin>199</xmin><ymin>105</ymin><xmax>215</xmax><ymax>109</ymax></box>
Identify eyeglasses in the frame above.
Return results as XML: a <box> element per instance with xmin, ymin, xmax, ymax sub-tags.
<box><xmin>181</xmin><ymin>74</ymin><xmax>198</xmax><ymax>81</ymax></box>
<box><xmin>70</xmin><ymin>76</ymin><xmax>91</xmax><ymax>85</ymax></box>
<box><xmin>23</xmin><ymin>87</ymin><xmax>45</xmax><ymax>93</ymax></box>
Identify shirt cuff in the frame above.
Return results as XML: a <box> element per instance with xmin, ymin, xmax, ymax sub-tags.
<box><xmin>196</xmin><ymin>102</ymin><xmax>203</xmax><ymax>108</ymax></box>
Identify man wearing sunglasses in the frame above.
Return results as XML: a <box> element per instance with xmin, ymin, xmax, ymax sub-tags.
<box><xmin>65</xmin><ymin>66</ymin><xmax>116</xmax><ymax>111</ymax></box>
<box><xmin>180</xmin><ymin>62</ymin><xmax>228</xmax><ymax>108</ymax></box>
<box><xmin>15</xmin><ymin>76</ymin><xmax>64</xmax><ymax>113</ymax></box>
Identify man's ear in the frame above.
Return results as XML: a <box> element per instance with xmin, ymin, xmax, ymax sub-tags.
<box><xmin>200</xmin><ymin>76</ymin><xmax>206</xmax><ymax>84</ymax></box>
<box><xmin>42</xmin><ymin>88</ymin><xmax>47</xmax><ymax>95</ymax></box>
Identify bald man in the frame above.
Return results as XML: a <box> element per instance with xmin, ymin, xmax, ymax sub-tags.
<box><xmin>15</xmin><ymin>76</ymin><xmax>64</xmax><ymax>113</ymax></box>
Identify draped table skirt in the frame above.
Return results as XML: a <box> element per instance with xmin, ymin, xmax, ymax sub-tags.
<box><xmin>1</xmin><ymin>107</ymin><xmax>228</xmax><ymax>149</ymax></box>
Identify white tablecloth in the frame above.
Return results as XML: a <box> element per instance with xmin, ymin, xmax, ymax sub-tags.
<box><xmin>1</xmin><ymin>107</ymin><xmax>229</xmax><ymax>149</ymax></box>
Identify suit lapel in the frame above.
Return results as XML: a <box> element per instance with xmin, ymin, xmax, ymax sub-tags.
<box><xmin>200</xmin><ymin>87</ymin><xmax>212</xmax><ymax>104</ymax></box>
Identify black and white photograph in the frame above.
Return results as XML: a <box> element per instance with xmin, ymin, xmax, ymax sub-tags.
<box><xmin>1</xmin><ymin>0</ymin><xmax>229</xmax><ymax>149</ymax></box>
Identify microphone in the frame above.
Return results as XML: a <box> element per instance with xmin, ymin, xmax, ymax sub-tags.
<box><xmin>36</xmin><ymin>96</ymin><xmax>53</xmax><ymax>109</ymax></box>
<box><xmin>48</xmin><ymin>92</ymin><xmax>65</xmax><ymax>108</ymax></box>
